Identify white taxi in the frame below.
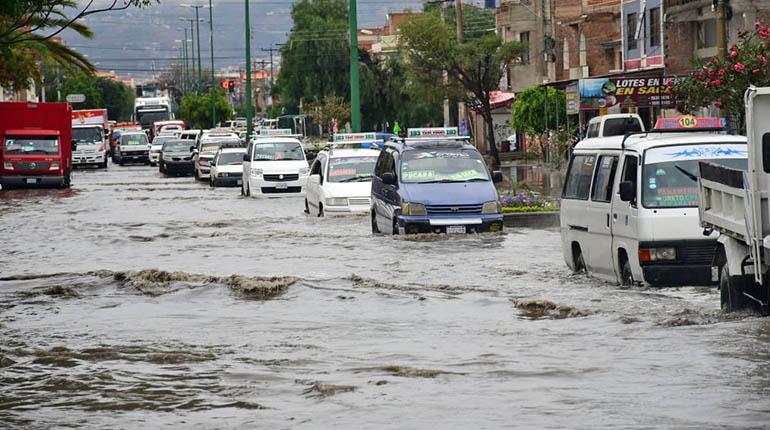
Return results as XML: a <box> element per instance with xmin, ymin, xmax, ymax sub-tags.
<box><xmin>209</xmin><ymin>147</ymin><xmax>247</xmax><ymax>187</ymax></box>
<box><xmin>242</xmin><ymin>134</ymin><xmax>309</xmax><ymax>196</ymax></box>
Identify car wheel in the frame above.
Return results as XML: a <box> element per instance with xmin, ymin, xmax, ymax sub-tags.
<box><xmin>241</xmin><ymin>182</ymin><xmax>246</xmax><ymax>196</ymax></box>
<box><xmin>304</xmin><ymin>198</ymin><xmax>310</xmax><ymax>214</ymax></box>
<box><xmin>245</xmin><ymin>182</ymin><xmax>251</xmax><ymax>197</ymax></box>
<box><xmin>620</xmin><ymin>258</ymin><xmax>634</xmax><ymax>287</ymax></box>
<box><xmin>573</xmin><ymin>244</ymin><xmax>586</xmax><ymax>273</ymax></box>
<box><xmin>720</xmin><ymin>264</ymin><xmax>746</xmax><ymax>312</ymax></box>
<box><xmin>194</xmin><ymin>169</ymin><xmax>199</xmax><ymax>180</ymax></box>
<box><xmin>392</xmin><ymin>218</ymin><xmax>399</xmax><ymax>235</ymax></box>
<box><xmin>99</xmin><ymin>158</ymin><xmax>108</xmax><ymax>169</ymax></box>
<box><xmin>371</xmin><ymin>211</ymin><xmax>381</xmax><ymax>234</ymax></box>
<box><xmin>318</xmin><ymin>203</ymin><xmax>324</xmax><ymax>217</ymax></box>
<box><xmin>209</xmin><ymin>177</ymin><xmax>214</xmax><ymax>187</ymax></box>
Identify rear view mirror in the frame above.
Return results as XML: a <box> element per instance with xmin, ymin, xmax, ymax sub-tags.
<box><xmin>492</xmin><ymin>170</ymin><xmax>503</xmax><ymax>183</ymax></box>
<box><xmin>619</xmin><ymin>181</ymin><xmax>635</xmax><ymax>202</ymax></box>
<box><xmin>382</xmin><ymin>172</ymin><xmax>396</xmax><ymax>185</ymax></box>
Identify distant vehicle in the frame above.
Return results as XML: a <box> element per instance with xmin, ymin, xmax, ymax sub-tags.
<box><xmin>71</xmin><ymin>109</ymin><xmax>108</xmax><ymax>168</ymax></box>
<box><xmin>242</xmin><ymin>137</ymin><xmax>309</xmax><ymax>196</ymax></box>
<box><xmin>149</xmin><ymin>134</ymin><xmax>177</xmax><ymax>166</ymax></box>
<box><xmin>158</xmin><ymin>139</ymin><xmax>195</xmax><ymax>175</ymax></box>
<box><xmin>583</xmin><ymin>113</ymin><xmax>645</xmax><ymax>139</ymax></box>
<box><xmin>0</xmin><ymin>102</ymin><xmax>74</xmax><ymax>189</ymax></box>
<box><xmin>306</xmin><ymin>146</ymin><xmax>380</xmax><ymax>216</ymax></box>
<box><xmin>109</xmin><ymin>122</ymin><xmax>142</xmax><ymax>156</ymax></box>
<box><xmin>194</xmin><ymin>135</ymin><xmax>241</xmax><ymax>181</ymax></box>
<box><xmin>222</xmin><ymin>119</ymin><xmax>246</xmax><ymax>129</ymax></box>
<box><xmin>209</xmin><ymin>147</ymin><xmax>246</xmax><ymax>187</ymax></box>
<box><xmin>698</xmin><ymin>88</ymin><xmax>770</xmax><ymax>314</ymax></box>
<box><xmin>277</xmin><ymin>114</ymin><xmax>317</xmax><ymax>137</ymax></box>
<box><xmin>114</xmin><ymin>132</ymin><xmax>150</xmax><ymax>165</ymax></box>
<box><xmin>561</xmin><ymin>116</ymin><xmax>747</xmax><ymax>287</ymax></box>
<box><xmin>153</xmin><ymin>120</ymin><xmax>186</xmax><ymax>136</ymax></box>
<box><xmin>179</xmin><ymin>129</ymin><xmax>202</xmax><ymax>146</ymax></box>
<box><xmin>134</xmin><ymin>96</ymin><xmax>172</xmax><ymax>131</ymax></box>
<box><xmin>371</xmin><ymin>127</ymin><xmax>504</xmax><ymax>235</ymax></box>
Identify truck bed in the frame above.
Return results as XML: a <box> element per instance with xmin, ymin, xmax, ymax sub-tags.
<box><xmin>698</xmin><ymin>161</ymin><xmax>759</xmax><ymax>242</ymax></box>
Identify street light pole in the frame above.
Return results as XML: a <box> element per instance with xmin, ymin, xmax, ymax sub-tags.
<box><xmin>181</xmin><ymin>18</ymin><xmax>196</xmax><ymax>91</ymax></box>
<box><xmin>349</xmin><ymin>0</ymin><xmax>360</xmax><ymax>132</ymax></box>
<box><xmin>183</xmin><ymin>28</ymin><xmax>189</xmax><ymax>93</ymax></box>
<box><xmin>208</xmin><ymin>0</ymin><xmax>216</xmax><ymax>128</ymax></box>
<box><xmin>191</xmin><ymin>6</ymin><xmax>203</xmax><ymax>82</ymax></box>
<box><xmin>244</xmin><ymin>0</ymin><xmax>253</xmax><ymax>142</ymax></box>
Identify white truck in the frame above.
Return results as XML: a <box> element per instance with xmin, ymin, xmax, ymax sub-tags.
<box><xmin>698</xmin><ymin>86</ymin><xmax>770</xmax><ymax>314</ymax></box>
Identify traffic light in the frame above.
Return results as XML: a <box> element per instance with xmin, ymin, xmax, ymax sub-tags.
<box><xmin>228</xmin><ymin>80</ymin><xmax>235</xmax><ymax>93</ymax></box>
<box><xmin>220</xmin><ymin>80</ymin><xmax>230</xmax><ymax>90</ymax></box>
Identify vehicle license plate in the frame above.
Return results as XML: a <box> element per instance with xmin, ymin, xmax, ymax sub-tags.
<box><xmin>25</xmin><ymin>178</ymin><xmax>37</xmax><ymax>184</ymax></box>
<box><xmin>447</xmin><ymin>225</ymin><xmax>466</xmax><ymax>234</ymax></box>
<box><xmin>275</xmin><ymin>182</ymin><xmax>288</xmax><ymax>189</ymax></box>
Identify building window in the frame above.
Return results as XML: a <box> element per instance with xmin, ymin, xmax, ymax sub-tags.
<box><xmin>649</xmin><ymin>7</ymin><xmax>660</xmax><ymax>47</ymax></box>
<box><xmin>697</xmin><ymin>19</ymin><xmax>717</xmax><ymax>49</ymax></box>
<box><xmin>627</xmin><ymin>13</ymin><xmax>637</xmax><ymax>50</ymax></box>
<box><xmin>563</xmin><ymin>38</ymin><xmax>569</xmax><ymax>70</ymax></box>
<box><xmin>519</xmin><ymin>31</ymin><xmax>530</xmax><ymax>63</ymax></box>
<box><xmin>579</xmin><ymin>33</ymin><xmax>587</xmax><ymax>67</ymax></box>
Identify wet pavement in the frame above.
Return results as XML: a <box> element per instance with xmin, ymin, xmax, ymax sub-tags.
<box><xmin>1</xmin><ymin>164</ymin><xmax>769</xmax><ymax>429</ymax></box>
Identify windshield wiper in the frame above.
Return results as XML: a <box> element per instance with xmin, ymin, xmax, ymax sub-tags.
<box><xmin>339</xmin><ymin>174</ymin><xmax>372</xmax><ymax>182</ymax></box>
<box><xmin>674</xmin><ymin>164</ymin><xmax>698</xmax><ymax>182</ymax></box>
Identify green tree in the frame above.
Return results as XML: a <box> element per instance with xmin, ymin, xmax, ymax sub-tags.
<box><xmin>178</xmin><ymin>90</ymin><xmax>231</xmax><ymax>129</ymax></box>
<box><xmin>422</xmin><ymin>1</ymin><xmax>496</xmax><ymax>42</ymax></box>
<box><xmin>96</xmin><ymin>77</ymin><xmax>135</xmax><ymax>121</ymax></box>
<box><xmin>399</xmin><ymin>11</ymin><xmax>525</xmax><ymax>168</ymax></box>
<box><xmin>313</xmin><ymin>95</ymin><xmax>351</xmax><ymax>134</ymax></box>
<box><xmin>0</xmin><ymin>1</ymin><xmax>157</xmax><ymax>89</ymax></box>
<box><xmin>277</xmin><ymin>0</ymin><xmax>349</xmax><ymax>112</ymax></box>
<box><xmin>672</xmin><ymin>22</ymin><xmax>770</xmax><ymax>132</ymax></box>
<box><xmin>59</xmin><ymin>70</ymin><xmax>101</xmax><ymax>108</ymax></box>
<box><xmin>510</xmin><ymin>86</ymin><xmax>569</xmax><ymax>166</ymax></box>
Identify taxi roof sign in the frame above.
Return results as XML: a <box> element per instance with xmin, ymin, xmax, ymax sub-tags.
<box><xmin>333</xmin><ymin>132</ymin><xmax>378</xmax><ymax>142</ymax></box>
<box><xmin>257</xmin><ymin>128</ymin><xmax>294</xmax><ymax>136</ymax></box>
<box><xmin>654</xmin><ymin>116</ymin><xmax>724</xmax><ymax>131</ymax></box>
<box><xmin>407</xmin><ymin>127</ymin><xmax>459</xmax><ymax>138</ymax></box>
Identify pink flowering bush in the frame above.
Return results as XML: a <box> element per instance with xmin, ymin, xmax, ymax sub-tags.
<box><xmin>672</xmin><ymin>22</ymin><xmax>770</xmax><ymax>131</ymax></box>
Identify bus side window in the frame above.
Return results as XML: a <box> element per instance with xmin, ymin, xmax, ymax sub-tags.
<box><xmin>563</xmin><ymin>154</ymin><xmax>596</xmax><ymax>200</ymax></box>
<box><xmin>619</xmin><ymin>155</ymin><xmax>638</xmax><ymax>205</ymax></box>
<box><xmin>591</xmin><ymin>155</ymin><xmax>618</xmax><ymax>203</ymax></box>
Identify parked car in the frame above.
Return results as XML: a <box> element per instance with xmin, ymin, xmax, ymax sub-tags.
<box><xmin>209</xmin><ymin>147</ymin><xmax>247</xmax><ymax>187</ymax></box>
<box><xmin>305</xmin><ymin>147</ymin><xmax>379</xmax><ymax>216</ymax></box>
<box><xmin>583</xmin><ymin>113</ymin><xmax>645</xmax><ymax>139</ymax></box>
<box><xmin>113</xmin><ymin>132</ymin><xmax>150</xmax><ymax>165</ymax></box>
<box><xmin>149</xmin><ymin>134</ymin><xmax>177</xmax><ymax>166</ymax></box>
<box><xmin>158</xmin><ymin>139</ymin><xmax>195</xmax><ymax>175</ymax></box>
<box><xmin>371</xmin><ymin>128</ymin><xmax>504</xmax><ymax>235</ymax></box>
<box><xmin>242</xmin><ymin>137</ymin><xmax>309</xmax><ymax>196</ymax></box>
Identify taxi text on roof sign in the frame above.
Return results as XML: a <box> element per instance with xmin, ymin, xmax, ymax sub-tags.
<box><xmin>333</xmin><ymin>132</ymin><xmax>377</xmax><ymax>142</ymax></box>
<box><xmin>654</xmin><ymin>116</ymin><xmax>723</xmax><ymax>130</ymax></box>
<box><xmin>257</xmin><ymin>128</ymin><xmax>293</xmax><ymax>136</ymax></box>
<box><xmin>407</xmin><ymin>127</ymin><xmax>459</xmax><ymax>138</ymax></box>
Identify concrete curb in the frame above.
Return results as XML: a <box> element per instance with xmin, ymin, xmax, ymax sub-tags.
<box><xmin>503</xmin><ymin>211</ymin><xmax>560</xmax><ymax>229</ymax></box>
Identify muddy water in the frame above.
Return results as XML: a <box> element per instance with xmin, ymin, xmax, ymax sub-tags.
<box><xmin>1</xmin><ymin>165</ymin><xmax>769</xmax><ymax>429</ymax></box>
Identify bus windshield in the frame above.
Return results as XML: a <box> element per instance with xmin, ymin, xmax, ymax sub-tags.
<box><xmin>642</xmin><ymin>144</ymin><xmax>747</xmax><ymax>208</ymax></box>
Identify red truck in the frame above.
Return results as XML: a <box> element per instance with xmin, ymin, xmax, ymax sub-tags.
<box><xmin>0</xmin><ymin>102</ymin><xmax>74</xmax><ymax>189</ymax></box>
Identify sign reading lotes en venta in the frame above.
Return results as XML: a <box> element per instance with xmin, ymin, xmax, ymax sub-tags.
<box><xmin>578</xmin><ymin>76</ymin><xmax>678</xmax><ymax>110</ymax></box>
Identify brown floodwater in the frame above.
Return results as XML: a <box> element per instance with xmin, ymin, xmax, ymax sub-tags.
<box><xmin>1</xmin><ymin>164</ymin><xmax>769</xmax><ymax>429</ymax></box>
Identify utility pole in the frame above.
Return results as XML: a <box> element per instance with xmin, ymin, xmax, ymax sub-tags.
<box><xmin>441</xmin><ymin>2</ymin><xmax>450</xmax><ymax>126</ymax></box>
<box><xmin>183</xmin><ymin>28</ymin><xmax>189</xmax><ymax>94</ymax></box>
<box><xmin>455</xmin><ymin>0</ymin><xmax>465</xmax><ymax>134</ymax></box>
<box><xmin>349</xmin><ymin>0</ymin><xmax>361</xmax><ymax>132</ymax></box>
<box><xmin>715</xmin><ymin>0</ymin><xmax>727</xmax><ymax>58</ymax></box>
<box><xmin>190</xmin><ymin>5</ymin><xmax>204</xmax><ymax>82</ymax></box>
<box><xmin>245</xmin><ymin>0</ymin><xmax>253</xmax><ymax>142</ymax></box>
<box><xmin>207</xmin><ymin>0</ymin><xmax>216</xmax><ymax>128</ymax></box>
<box><xmin>181</xmin><ymin>18</ymin><xmax>196</xmax><ymax>90</ymax></box>
<box><xmin>261</xmin><ymin>47</ymin><xmax>279</xmax><ymax>87</ymax></box>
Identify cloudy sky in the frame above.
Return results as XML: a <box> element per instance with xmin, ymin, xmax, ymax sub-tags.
<box><xmin>62</xmin><ymin>0</ymin><xmax>479</xmax><ymax>80</ymax></box>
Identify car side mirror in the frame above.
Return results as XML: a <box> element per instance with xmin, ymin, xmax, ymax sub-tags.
<box><xmin>619</xmin><ymin>181</ymin><xmax>635</xmax><ymax>202</ymax></box>
<box><xmin>71</xmin><ymin>140</ymin><xmax>77</xmax><ymax>151</ymax></box>
<box><xmin>309</xmin><ymin>174</ymin><xmax>321</xmax><ymax>185</ymax></box>
<box><xmin>382</xmin><ymin>172</ymin><xmax>396</xmax><ymax>185</ymax></box>
<box><xmin>243</xmin><ymin>153</ymin><xmax>249</xmax><ymax>162</ymax></box>
<box><xmin>492</xmin><ymin>170</ymin><xmax>503</xmax><ymax>183</ymax></box>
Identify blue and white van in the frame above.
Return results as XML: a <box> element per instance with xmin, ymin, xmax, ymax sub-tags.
<box><xmin>370</xmin><ymin>128</ymin><xmax>504</xmax><ymax>235</ymax></box>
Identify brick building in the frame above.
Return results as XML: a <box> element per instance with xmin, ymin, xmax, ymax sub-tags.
<box><xmin>496</xmin><ymin>0</ymin><xmax>554</xmax><ymax>91</ymax></box>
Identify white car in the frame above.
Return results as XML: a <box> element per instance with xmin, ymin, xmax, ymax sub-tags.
<box><xmin>242</xmin><ymin>137</ymin><xmax>309</xmax><ymax>196</ymax></box>
<box><xmin>149</xmin><ymin>134</ymin><xmax>177</xmax><ymax>166</ymax></box>
<box><xmin>194</xmin><ymin>135</ymin><xmax>241</xmax><ymax>181</ymax></box>
<box><xmin>305</xmin><ymin>148</ymin><xmax>379</xmax><ymax>216</ymax></box>
<box><xmin>209</xmin><ymin>147</ymin><xmax>247</xmax><ymax>187</ymax></box>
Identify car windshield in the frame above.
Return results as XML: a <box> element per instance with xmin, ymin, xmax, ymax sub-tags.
<box><xmin>152</xmin><ymin>136</ymin><xmax>174</xmax><ymax>146</ymax></box>
<box><xmin>603</xmin><ymin>118</ymin><xmax>643</xmax><ymax>136</ymax></box>
<box><xmin>4</xmin><ymin>136</ymin><xmax>59</xmax><ymax>155</ymax></box>
<box><xmin>72</xmin><ymin>127</ymin><xmax>102</xmax><ymax>143</ymax></box>
<box><xmin>328</xmin><ymin>156</ymin><xmax>378</xmax><ymax>182</ymax></box>
<box><xmin>642</xmin><ymin>144</ymin><xmax>747</xmax><ymax>208</ymax></box>
<box><xmin>253</xmin><ymin>142</ymin><xmax>304</xmax><ymax>161</ymax></box>
<box><xmin>217</xmin><ymin>152</ymin><xmax>244</xmax><ymax>165</ymax></box>
<box><xmin>136</xmin><ymin>111</ymin><xmax>170</xmax><ymax>127</ymax></box>
<box><xmin>121</xmin><ymin>134</ymin><xmax>148</xmax><ymax>145</ymax></box>
<box><xmin>162</xmin><ymin>141</ymin><xmax>191</xmax><ymax>152</ymax></box>
<box><xmin>400</xmin><ymin>148</ymin><xmax>490</xmax><ymax>183</ymax></box>
<box><xmin>200</xmin><ymin>139</ymin><xmax>239</xmax><ymax>154</ymax></box>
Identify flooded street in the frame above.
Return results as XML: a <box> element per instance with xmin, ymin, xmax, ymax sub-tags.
<box><xmin>1</xmin><ymin>165</ymin><xmax>770</xmax><ymax>429</ymax></box>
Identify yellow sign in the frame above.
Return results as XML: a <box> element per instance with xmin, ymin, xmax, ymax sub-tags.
<box><xmin>678</xmin><ymin>115</ymin><xmax>697</xmax><ymax>128</ymax></box>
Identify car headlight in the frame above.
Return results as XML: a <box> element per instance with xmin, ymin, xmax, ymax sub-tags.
<box><xmin>326</xmin><ymin>197</ymin><xmax>348</xmax><ymax>206</ymax></box>
<box><xmin>299</xmin><ymin>167</ymin><xmax>309</xmax><ymax>175</ymax></box>
<box><xmin>250</xmin><ymin>168</ymin><xmax>263</xmax><ymax>177</ymax></box>
<box><xmin>49</xmin><ymin>163</ymin><xmax>59</xmax><ymax>170</ymax></box>
<box><xmin>401</xmin><ymin>202</ymin><xmax>427</xmax><ymax>216</ymax></box>
<box><xmin>639</xmin><ymin>247</ymin><xmax>676</xmax><ymax>262</ymax></box>
<box><xmin>4</xmin><ymin>162</ymin><xmax>13</xmax><ymax>170</ymax></box>
<box><xmin>482</xmin><ymin>201</ymin><xmax>502</xmax><ymax>214</ymax></box>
